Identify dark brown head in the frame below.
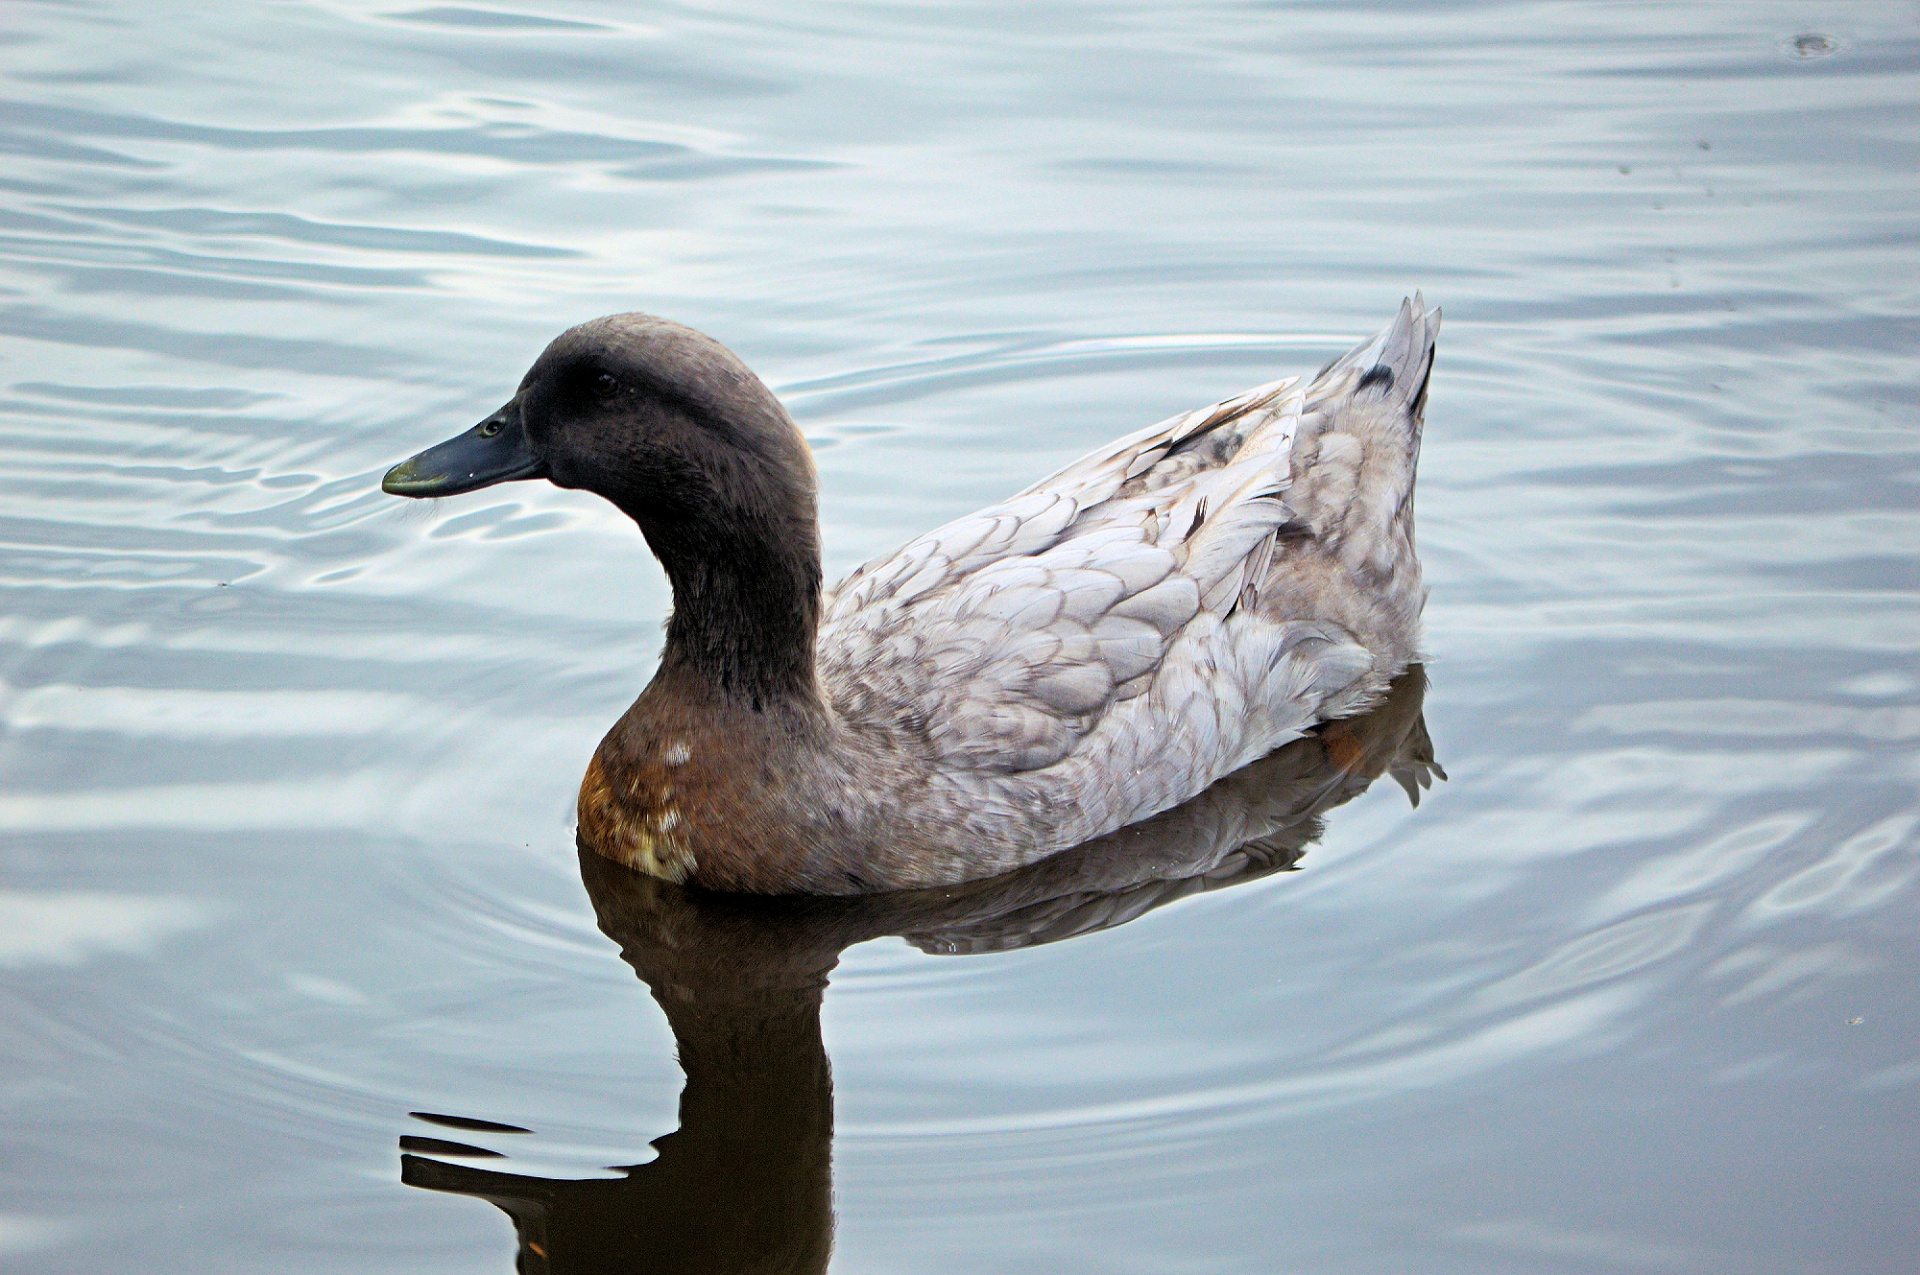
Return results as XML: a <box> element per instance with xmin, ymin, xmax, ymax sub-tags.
<box><xmin>385</xmin><ymin>314</ymin><xmax>825</xmax><ymax>699</ymax></box>
<box><xmin>386</xmin><ymin>314</ymin><xmax>816</xmax><ymax>538</ymax></box>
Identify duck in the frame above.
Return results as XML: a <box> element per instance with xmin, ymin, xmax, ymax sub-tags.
<box><xmin>383</xmin><ymin>295</ymin><xmax>1438</xmax><ymax>895</ymax></box>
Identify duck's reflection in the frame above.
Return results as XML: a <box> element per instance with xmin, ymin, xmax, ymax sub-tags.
<box><xmin>401</xmin><ymin>669</ymin><xmax>1441</xmax><ymax>1273</ymax></box>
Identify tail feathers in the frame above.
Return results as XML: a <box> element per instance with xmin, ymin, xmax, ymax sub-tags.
<box><xmin>1278</xmin><ymin>295</ymin><xmax>1436</xmax><ymax>619</ymax></box>
<box><xmin>1313</xmin><ymin>292</ymin><xmax>1440</xmax><ymax>425</ymax></box>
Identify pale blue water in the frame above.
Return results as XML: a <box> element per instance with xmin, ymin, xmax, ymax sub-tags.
<box><xmin>1</xmin><ymin>2</ymin><xmax>1916</xmax><ymax>1271</ymax></box>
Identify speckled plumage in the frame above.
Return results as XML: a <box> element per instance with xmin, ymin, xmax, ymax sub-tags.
<box><xmin>387</xmin><ymin>296</ymin><xmax>1438</xmax><ymax>894</ymax></box>
<box><xmin>788</xmin><ymin>296</ymin><xmax>1437</xmax><ymax>889</ymax></box>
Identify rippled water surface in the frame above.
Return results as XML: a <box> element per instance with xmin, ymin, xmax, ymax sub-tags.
<box><xmin>3</xmin><ymin>2</ymin><xmax>1917</xmax><ymax>1271</ymax></box>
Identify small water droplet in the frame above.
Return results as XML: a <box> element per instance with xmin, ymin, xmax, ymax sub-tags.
<box><xmin>1788</xmin><ymin>33</ymin><xmax>1837</xmax><ymax>58</ymax></box>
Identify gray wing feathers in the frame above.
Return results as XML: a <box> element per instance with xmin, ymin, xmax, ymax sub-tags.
<box><xmin>820</xmin><ymin>296</ymin><xmax>1435</xmax><ymax>867</ymax></box>
<box><xmin>821</xmin><ymin>377</ymin><xmax>1312</xmax><ymax>781</ymax></box>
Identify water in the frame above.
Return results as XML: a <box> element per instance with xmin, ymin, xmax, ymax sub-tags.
<box><xmin>2</xmin><ymin>1</ymin><xmax>1916</xmax><ymax>1270</ymax></box>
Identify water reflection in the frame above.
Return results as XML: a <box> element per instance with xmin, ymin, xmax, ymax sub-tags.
<box><xmin>401</xmin><ymin>668</ymin><xmax>1438</xmax><ymax>1272</ymax></box>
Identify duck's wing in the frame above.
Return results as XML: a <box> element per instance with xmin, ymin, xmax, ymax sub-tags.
<box><xmin>819</xmin><ymin>374</ymin><xmax>1314</xmax><ymax>770</ymax></box>
<box><xmin>820</xmin><ymin>298</ymin><xmax>1436</xmax><ymax>829</ymax></box>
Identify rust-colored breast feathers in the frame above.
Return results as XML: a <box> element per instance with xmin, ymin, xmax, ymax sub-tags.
<box><xmin>578</xmin><ymin>742</ymin><xmax>699</xmax><ymax>884</ymax></box>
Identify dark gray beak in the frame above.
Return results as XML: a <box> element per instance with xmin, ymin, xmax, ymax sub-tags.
<box><xmin>383</xmin><ymin>400</ymin><xmax>546</xmax><ymax>497</ymax></box>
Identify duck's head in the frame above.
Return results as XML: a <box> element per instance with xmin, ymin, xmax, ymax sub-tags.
<box><xmin>383</xmin><ymin>313</ymin><xmax>817</xmax><ymax>545</ymax></box>
<box><xmin>385</xmin><ymin>313</ymin><xmax>824</xmax><ymax>697</ymax></box>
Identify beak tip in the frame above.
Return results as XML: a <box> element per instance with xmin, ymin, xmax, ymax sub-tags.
<box><xmin>382</xmin><ymin>461</ymin><xmax>432</xmax><ymax>497</ymax></box>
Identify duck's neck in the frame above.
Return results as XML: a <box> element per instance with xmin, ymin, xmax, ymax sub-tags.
<box><xmin>640</xmin><ymin>510</ymin><xmax>824</xmax><ymax>708</ymax></box>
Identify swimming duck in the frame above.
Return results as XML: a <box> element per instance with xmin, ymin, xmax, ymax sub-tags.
<box><xmin>384</xmin><ymin>296</ymin><xmax>1438</xmax><ymax>894</ymax></box>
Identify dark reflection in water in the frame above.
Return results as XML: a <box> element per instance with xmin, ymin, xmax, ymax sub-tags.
<box><xmin>401</xmin><ymin>670</ymin><xmax>1437</xmax><ymax>1272</ymax></box>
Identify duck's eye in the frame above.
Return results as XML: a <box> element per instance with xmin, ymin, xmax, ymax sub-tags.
<box><xmin>477</xmin><ymin>418</ymin><xmax>504</xmax><ymax>438</ymax></box>
<box><xmin>596</xmin><ymin>372</ymin><xmax>619</xmax><ymax>393</ymax></box>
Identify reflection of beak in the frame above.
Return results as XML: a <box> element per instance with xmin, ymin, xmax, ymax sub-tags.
<box><xmin>382</xmin><ymin>400</ymin><xmax>547</xmax><ymax>497</ymax></box>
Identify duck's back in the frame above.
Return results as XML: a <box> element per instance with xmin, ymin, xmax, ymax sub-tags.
<box><xmin>816</xmin><ymin>297</ymin><xmax>1438</xmax><ymax>886</ymax></box>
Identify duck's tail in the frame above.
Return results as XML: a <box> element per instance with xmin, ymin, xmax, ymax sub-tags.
<box><xmin>1249</xmin><ymin>296</ymin><xmax>1436</xmax><ymax>692</ymax></box>
<box><xmin>1308</xmin><ymin>291</ymin><xmax>1437</xmax><ymax>464</ymax></box>
<box><xmin>1317</xmin><ymin>292</ymin><xmax>1440</xmax><ymax>424</ymax></box>
<box><xmin>1283</xmin><ymin>294</ymin><xmax>1438</xmax><ymax>558</ymax></box>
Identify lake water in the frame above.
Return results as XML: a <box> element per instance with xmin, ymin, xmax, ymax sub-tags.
<box><xmin>2</xmin><ymin>2</ymin><xmax>1916</xmax><ymax>1271</ymax></box>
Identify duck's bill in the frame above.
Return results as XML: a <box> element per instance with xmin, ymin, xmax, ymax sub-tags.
<box><xmin>382</xmin><ymin>402</ymin><xmax>546</xmax><ymax>497</ymax></box>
